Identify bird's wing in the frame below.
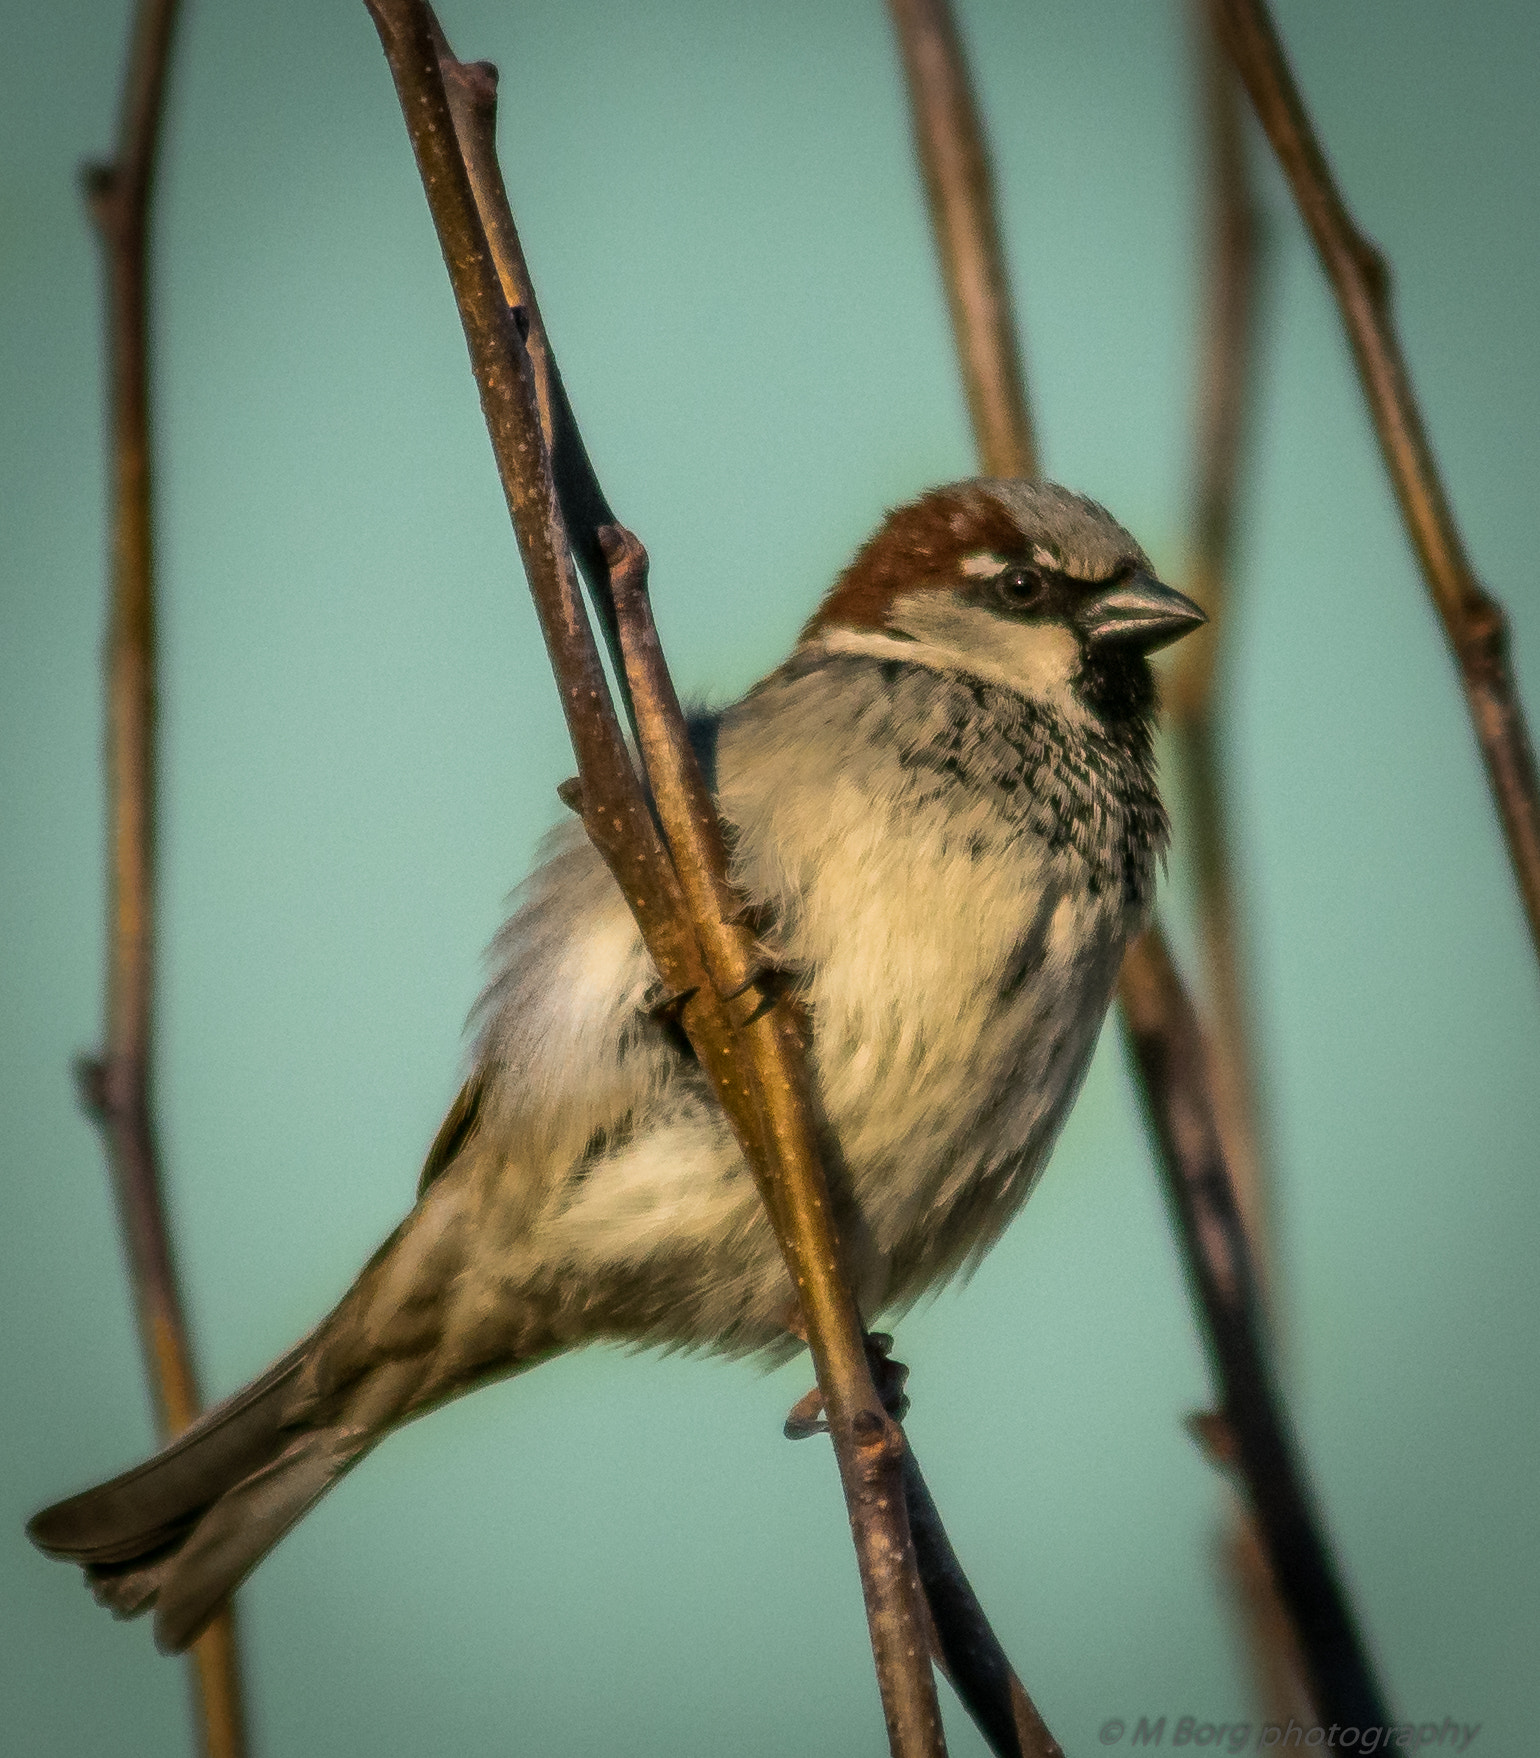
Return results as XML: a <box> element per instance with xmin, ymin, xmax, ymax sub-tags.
<box><xmin>416</xmin><ymin>1069</ymin><xmax>486</xmax><ymax>1198</ymax></box>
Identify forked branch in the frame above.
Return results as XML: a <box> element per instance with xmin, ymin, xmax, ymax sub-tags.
<box><xmin>433</xmin><ymin>37</ymin><xmax>1071</xmax><ymax>1758</ymax></box>
<box><xmin>80</xmin><ymin>0</ymin><xmax>248</xmax><ymax>1753</ymax></box>
<box><xmin>428</xmin><ymin>43</ymin><xmax>627</xmax><ymax>692</ymax></box>
<box><xmin>363</xmin><ymin>4</ymin><xmax>945</xmax><ymax>1752</ymax></box>
<box><xmin>1217</xmin><ymin>0</ymin><xmax>1540</xmax><ymax>964</ymax></box>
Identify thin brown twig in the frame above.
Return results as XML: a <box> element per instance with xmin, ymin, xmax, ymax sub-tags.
<box><xmin>363</xmin><ymin>5</ymin><xmax>946</xmax><ymax>1751</ymax></box>
<box><xmin>887</xmin><ymin>0</ymin><xmax>1388</xmax><ymax>1731</ymax></box>
<box><xmin>430</xmin><ymin>44</ymin><xmax>627</xmax><ymax>696</ymax></box>
<box><xmin>1170</xmin><ymin>1</ymin><xmax>1311</xmax><ymax>1725</ymax></box>
<box><xmin>1216</xmin><ymin>0</ymin><xmax>1540</xmax><ymax>966</ymax></box>
<box><xmin>79</xmin><ymin>1</ymin><xmax>248</xmax><ymax>1753</ymax></box>
<box><xmin>604</xmin><ymin>533</ymin><xmax>946</xmax><ymax>1758</ymax></box>
<box><xmin>886</xmin><ymin>0</ymin><xmax>1036</xmax><ymax>481</ymax></box>
<box><xmin>1168</xmin><ymin>0</ymin><xmax>1270</xmax><ymax>1264</ymax></box>
<box><xmin>1119</xmin><ymin>936</ymin><xmax>1387</xmax><ymax>1729</ymax></box>
<box><xmin>902</xmin><ymin>1453</ymin><xmax>1064</xmax><ymax>1758</ymax></box>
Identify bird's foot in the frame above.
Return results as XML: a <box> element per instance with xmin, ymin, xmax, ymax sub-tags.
<box><xmin>783</xmin><ymin>1332</ymin><xmax>910</xmax><ymax>1440</ymax></box>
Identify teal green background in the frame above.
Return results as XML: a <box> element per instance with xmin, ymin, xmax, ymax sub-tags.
<box><xmin>4</xmin><ymin>1</ymin><xmax>1537</xmax><ymax>1752</ymax></box>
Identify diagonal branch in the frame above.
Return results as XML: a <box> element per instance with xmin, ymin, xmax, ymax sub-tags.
<box><xmin>1216</xmin><ymin>0</ymin><xmax>1540</xmax><ymax>966</ymax></box>
<box><xmin>79</xmin><ymin>0</ymin><xmax>248</xmax><ymax>1753</ymax></box>
<box><xmin>429</xmin><ymin>45</ymin><xmax>627</xmax><ymax>695</ymax></box>
<box><xmin>886</xmin><ymin>0</ymin><xmax>1388</xmax><ymax>1732</ymax></box>
<box><xmin>1118</xmin><ymin>938</ymin><xmax>1387</xmax><ymax>1728</ymax></box>
<box><xmin>902</xmin><ymin>1453</ymin><xmax>1064</xmax><ymax>1758</ymax></box>
<box><xmin>362</xmin><ymin>4</ymin><xmax>945</xmax><ymax>1752</ymax></box>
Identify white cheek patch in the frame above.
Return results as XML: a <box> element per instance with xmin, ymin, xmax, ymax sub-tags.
<box><xmin>881</xmin><ymin>590</ymin><xmax>1091</xmax><ymax>723</ymax></box>
<box><xmin>960</xmin><ymin>552</ymin><xmax>1009</xmax><ymax>579</ymax></box>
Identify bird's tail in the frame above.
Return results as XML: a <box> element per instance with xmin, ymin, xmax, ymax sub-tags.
<box><xmin>26</xmin><ymin>1335</ymin><xmax>369</xmax><ymax>1654</ymax></box>
<box><xmin>28</xmin><ymin>1080</ymin><xmax>550</xmax><ymax>1653</ymax></box>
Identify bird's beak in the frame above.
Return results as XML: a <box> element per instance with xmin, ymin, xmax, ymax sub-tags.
<box><xmin>1078</xmin><ymin>571</ymin><xmax>1207</xmax><ymax>653</ymax></box>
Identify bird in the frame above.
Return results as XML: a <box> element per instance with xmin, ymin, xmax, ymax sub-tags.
<box><xmin>28</xmin><ymin>477</ymin><xmax>1203</xmax><ymax>1656</ymax></box>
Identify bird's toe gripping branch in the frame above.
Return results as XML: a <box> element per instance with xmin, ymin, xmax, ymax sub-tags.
<box><xmin>786</xmin><ymin>1333</ymin><xmax>912</xmax><ymax>1440</ymax></box>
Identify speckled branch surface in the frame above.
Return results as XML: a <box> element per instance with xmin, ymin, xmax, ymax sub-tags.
<box><xmin>885</xmin><ymin>0</ymin><xmax>1389</xmax><ymax>1732</ymax></box>
<box><xmin>363</xmin><ymin>4</ymin><xmax>947</xmax><ymax>1753</ymax></box>
<box><xmin>77</xmin><ymin>1</ymin><xmax>249</xmax><ymax>1754</ymax></box>
<box><xmin>1217</xmin><ymin>0</ymin><xmax>1540</xmax><ymax>966</ymax></box>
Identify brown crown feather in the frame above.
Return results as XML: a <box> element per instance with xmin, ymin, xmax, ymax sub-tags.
<box><xmin>799</xmin><ymin>484</ymin><xmax>1027</xmax><ymax>644</ymax></box>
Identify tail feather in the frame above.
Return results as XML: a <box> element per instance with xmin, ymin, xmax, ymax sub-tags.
<box><xmin>25</xmin><ymin>1338</ymin><xmax>350</xmax><ymax>1652</ymax></box>
<box><xmin>27</xmin><ymin>1340</ymin><xmax>310</xmax><ymax>1567</ymax></box>
<box><xmin>86</xmin><ymin>1540</ymin><xmax>181</xmax><ymax>1620</ymax></box>
<box><xmin>150</xmin><ymin>1430</ymin><xmax>361</xmax><ymax>1653</ymax></box>
<box><xmin>27</xmin><ymin>1130</ymin><xmax>543</xmax><ymax>1653</ymax></box>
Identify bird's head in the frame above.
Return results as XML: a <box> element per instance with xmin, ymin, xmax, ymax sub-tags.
<box><xmin>799</xmin><ymin>480</ymin><xmax>1204</xmax><ymax>733</ymax></box>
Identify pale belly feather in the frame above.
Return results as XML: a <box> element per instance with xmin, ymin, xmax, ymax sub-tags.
<box><xmin>465</xmin><ymin>652</ymin><xmax>1150</xmax><ymax>1355</ymax></box>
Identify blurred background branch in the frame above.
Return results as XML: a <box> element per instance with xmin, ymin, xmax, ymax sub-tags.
<box><xmin>76</xmin><ymin>1</ymin><xmax>248</xmax><ymax>1753</ymax></box>
<box><xmin>1218</xmin><ymin>0</ymin><xmax>1540</xmax><ymax>966</ymax></box>
<box><xmin>1168</xmin><ymin>0</ymin><xmax>1271</xmax><ymax>1270</ymax></box>
<box><xmin>886</xmin><ymin>0</ymin><xmax>1037</xmax><ymax>482</ymax></box>
<box><xmin>1170</xmin><ymin>0</ymin><xmax>1313</xmax><ymax>1725</ymax></box>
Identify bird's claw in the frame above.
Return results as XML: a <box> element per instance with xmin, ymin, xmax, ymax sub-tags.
<box><xmin>783</xmin><ymin>1332</ymin><xmax>910</xmax><ymax>1439</ymax></box>
<box><xmin>865</xmin><ymin>1332</ymin><xmax>911</xmax><ymax>1424</ymax></box>
<box><xmin>783</xmin><ymin>1384</ymin><xmax>829</xmax><ymax>1441</ymax></box>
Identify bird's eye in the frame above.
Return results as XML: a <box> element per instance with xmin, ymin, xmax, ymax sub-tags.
<box><xmin>994</xmin><ymin>569</ymin><xmax>1047</xmax><ymax>612</ymax></box>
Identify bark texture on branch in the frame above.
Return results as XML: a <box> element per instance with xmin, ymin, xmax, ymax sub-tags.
<box><xmin>1217</xmin><ymin>0</ymin><xmax>1540</xmax><ymax>966</ymax></box>
<box><xmin>80</xmin><ymin>1</ymin><xmax>248</xmax><ymax>1754</ymax></box>
<box><xmin>364</xmin><ymin>4</ymin><xmax>947</xmax><ymax>1751</ymax></box>
<box><xmin>435</xmin><ymin>45</ymin><xmax>1064</xmax><ymax>1754</ymax></box>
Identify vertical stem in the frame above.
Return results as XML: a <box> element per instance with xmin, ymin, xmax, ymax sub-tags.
<box><xmin>1168</xmin><ymin>0</ymin><xmax>1271</xmax><ymax>1264</ymax></box>
<box><xmin>886</xmin><ymin>0</ymin><xmax>1036</xmax><ymax>480</ymax></box>
<box><xmin>1167</xmin><ymin>9</ymin><xmax>1312</xmax><ymax>1718</ymax></box>
<box><xmin>80</xmin><ymin>3</ymin><xmax>249</xmax><ymax>1753</ymax></box>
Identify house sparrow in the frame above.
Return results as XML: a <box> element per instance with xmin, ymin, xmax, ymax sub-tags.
<box><xmin>28</xmin><ymin>478</ymin><xmax>1202</xmax><ymax>1654</ymax></box>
